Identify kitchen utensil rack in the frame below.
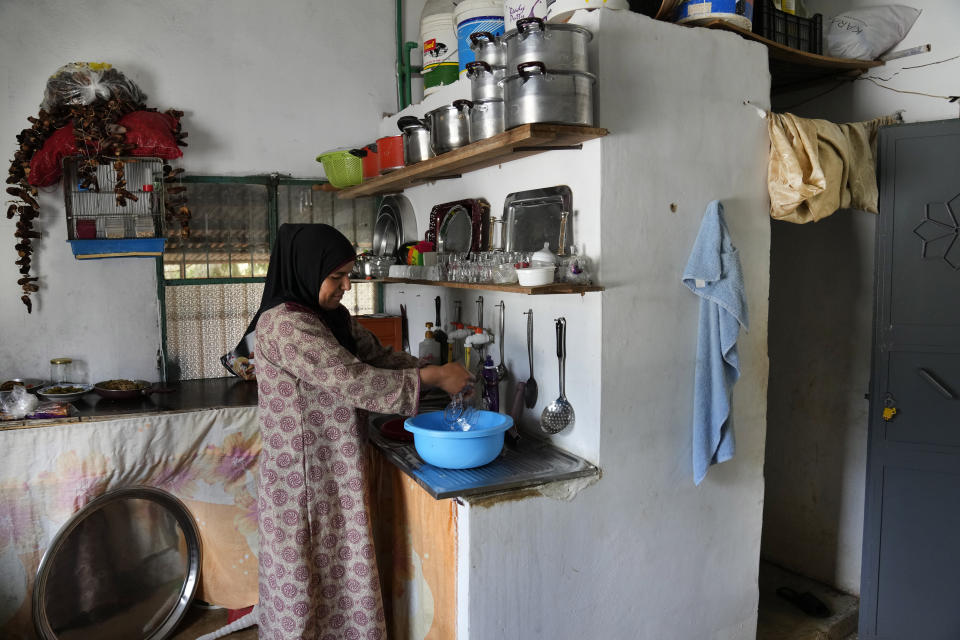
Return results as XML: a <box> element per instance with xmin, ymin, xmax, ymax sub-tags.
<box><xmin>334</xmin><ymin>124</ymin><xmax>608</xmax><ymax>199</ymax></box>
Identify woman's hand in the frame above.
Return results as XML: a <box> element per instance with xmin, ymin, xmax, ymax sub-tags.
<box><xmin>420</xmin><ymin>362</ymin><xmax>474</xmax><ymax>396</ymax></box>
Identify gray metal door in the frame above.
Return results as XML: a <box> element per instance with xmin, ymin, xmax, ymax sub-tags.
<box><xmin>860</xmin><ymin>119</ymin><xmax>960</xmax><ymax>639</ymax></box>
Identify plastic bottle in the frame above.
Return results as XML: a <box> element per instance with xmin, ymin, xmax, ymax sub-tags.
<box><xmin>418</xmin><ymin>323</ymin><xmax>442</xmax><ymax>364</ymax></box>
<box><xmin>421</xmin><ymin>0</ymin><xmax>459</xmax><ymax>96</ymax></box>
<box><xmin>449</xmin><ymin>322</ymin><xmax>472</xmax><ymax>365</ymax></box>
<box><xmin>481</xmin><ymin>354</ymin><xmax>500</xmax><ymax>412</ymax></box>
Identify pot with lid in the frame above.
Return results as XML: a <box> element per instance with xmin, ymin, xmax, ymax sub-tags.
<box><xmin>503</xmin><ymin>61</ymin><xmax>596</xmax><ymax>128</ymax></box>
<box><xmin>466</xmin><ymin>61</ymin><xmax>506</xmax><ymax>102</ymax></box>
<box><xmin>397</xmin><ymin>116</ymin><xmax>434</xmax><ymax>165</ymax></box>
<box><xmin>503</xmin><ymin>17</ymin><xmax>593</xmax><ymax>73</ymax></box>
<box><xmin>467</xmin><ymin>98</ymin><xmax>505</xmax><ymax>142</ymax></box>
<box><xmin>469</xmin><ymin>31</ymin><xmax>507</xmax><ymax>67</ymax></box>
<box><xmin>424</xmin><ymin>100</ymin><xmax>472</xmax><ymax>155</ymax></box>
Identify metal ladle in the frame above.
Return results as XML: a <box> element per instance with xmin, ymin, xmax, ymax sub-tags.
<box><xmin>523</xmin><ymin>309</ymin><xmax>538</xmax><ymax>408</ymax></box>
<box><xmin>496</xmin><ymin>301</ymin><xmax>508</xmax><ymax>382</ymax></box>
<box><xmin>541</xmin><ymin>317</ymin><xmax>575</xmax><ymax>434</ymax></box>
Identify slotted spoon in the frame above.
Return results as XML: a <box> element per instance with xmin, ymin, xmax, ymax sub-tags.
<box><xmin>541</xmin><ymin>317</ymin><xmax>575</xmax><ymax>434</ymax></box>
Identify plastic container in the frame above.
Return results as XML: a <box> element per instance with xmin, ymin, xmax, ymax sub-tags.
<box><xmin>675</xmin><ymin>0</ymin><xmax>754</xmax><ymax>30</ymax></box>
<box><xmin>752</xmin><ymin>0</ymin><xmax>822</xmax><ymax>54</ymax></box>
<box><xmin>316</xmin><ymin>150</ymin><xmax>363</xmax><ymax>189</ymax></box>
<box><xmin>455</xmin><ymin>0</ymin><xmax>505</xmax><ymax>76</ymax></box>
<box><xmin>419</xmin><ymin>323</ymin><xmax>442</xmax><ymax>364</ymax></box>
<box><xmin>516</xmin><ymin>266</ymin><xmax>555</xmax><ymax>286</ymax></box>
<box><xmin>376</xmin><ymin>135</ymin><xmax>405</xmax><ymax>173</ymax></box>
<box><xmin>482</xmin><ymin>354</ymin><xmax>500</xmax><ymax>412</ymax></box>
<box><xmin>504</xmin><ymin>0</ymin><xmax>547</xmax><ymax>30</ymax></box>
<box><xmin>404</xmin><ymin>410</ymin><xmax>513</xmax><ymax>468</ymax></box>
<box><xmin>422</xmin><ymin>3</ymin><xmax>459</xmax><ymax>96</ymax></box>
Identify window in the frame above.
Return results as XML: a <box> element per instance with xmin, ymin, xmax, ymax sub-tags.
<box><xmin>159</xmin><ymin>175</ymin><xmax>379</xmax><ymax>381</ymax></box>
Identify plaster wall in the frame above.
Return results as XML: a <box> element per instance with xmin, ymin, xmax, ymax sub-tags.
<box><xmin>459</xmin><ymin>13</ymin><xmax>771</xmax><ymax>639</ymax></box>
<box><xmin>0</xmin><ymin>0</ymin><xmax>396</xmax><ymax>383</ymax></box>
<box><xmin>762</xmin><ymin>0</ymin><xmax>960</xmax><ymax>594</ymax></box>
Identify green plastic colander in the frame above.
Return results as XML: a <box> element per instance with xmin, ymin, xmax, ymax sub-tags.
<box><xmin>316</xmin><ymin>149</ymin><xmax>363</xmax><ymax>189</ymax></box>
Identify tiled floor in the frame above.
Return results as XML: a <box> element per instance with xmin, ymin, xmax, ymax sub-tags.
<box><xmin>756</xmin><ymin>561</ymin><xmax>860</xmax><ymax>640</ymax></box>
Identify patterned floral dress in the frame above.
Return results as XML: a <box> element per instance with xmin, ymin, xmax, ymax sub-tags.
<box><xmin>255</xmin><ymin>302</ymin><xmax>420</xmax><ymax>640</ymax></box>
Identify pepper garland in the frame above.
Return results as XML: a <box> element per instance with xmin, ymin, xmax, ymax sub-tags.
<box><xmin>6</xmin><ymin>92</ymin><xmax>190</xmax><ymax>313</ymax></box>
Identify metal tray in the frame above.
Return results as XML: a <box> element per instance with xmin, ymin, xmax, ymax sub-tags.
<box><xmin>426</xmin><ymin>198</ymin><xmax>490</xmax><ymax>253</ymax></box>
<box><xmin>33</xmin><ymin>486</ymin><xmax>202</xmax><ymax>640</ymax></box>
<box><xmin>502</xmin><ymin>185</ymin><xmax>573</xmax><ymax>254</ymax></box>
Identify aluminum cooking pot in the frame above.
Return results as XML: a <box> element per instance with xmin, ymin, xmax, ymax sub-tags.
<box><xmin>397</xmin><ymin>116</ymin><xmax>434</xmax><ymax>165</ymax></box>
<box><xmin>502</xmin><ymin>62</ymin><xmax>596</xmax><ymax>129</ymax></box>
<box><xmin>468</xmin><ymin>99</ymin><xmax>505</xmax><ymax>142</ymax></box>
<box><xmin>424</xmin><ymin>100</ymin><xmax>472</xmax><ymax>155</ymax></box>
<box><xmin>466</xmin><ymin>61</ymin><xmax>507</xmax><ymax>102</ymax></box>
<box><xmin>469</xmin><ymin>31</ymin><xmax>507</xmax><ymax>68</ymax></box>
<box><xmin>503</xmin><ymin>17</ymin><xmax>593</xmax><ymax>73</ymax></box>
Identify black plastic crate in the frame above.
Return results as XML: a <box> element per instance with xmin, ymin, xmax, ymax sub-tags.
<box><xmin>752</xmin><ymin>0</ymin><xmax>822</xmax><ymax>54</ymax></box>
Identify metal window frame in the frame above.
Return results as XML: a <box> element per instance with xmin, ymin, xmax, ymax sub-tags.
<box><xmin>155</xmin><ymin>174</ymin><xmax>383</xmax><ymax>381</ymax></box>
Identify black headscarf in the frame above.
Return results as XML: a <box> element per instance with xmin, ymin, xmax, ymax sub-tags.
<box><xmin>228</xmin><ymin>224</ymin><xmax>358</xmax><ymax>366</ymax></box>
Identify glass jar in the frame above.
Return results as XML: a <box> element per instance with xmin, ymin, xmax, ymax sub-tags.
<box><xmin>50</xmin><ymin>358</ymin><xmax>74</xmax><ymax>384</ymax></box>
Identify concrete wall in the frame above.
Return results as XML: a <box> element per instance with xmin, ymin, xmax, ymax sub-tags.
<box><xmin>762</xmin><ymin>0</ymin><xmax>960</xmax><ymax>594</ymax></box>
<box><xmin>0</xmin><ymin>0</ymin><xmax>397</xmax><ymax>384</ymax></box>
<box><xmin>453</xmin><ymin>13</ymin><xmax>770</xmax><ymax>639</ymax></box>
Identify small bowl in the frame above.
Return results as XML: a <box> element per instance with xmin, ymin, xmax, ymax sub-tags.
<box><xmin>404</xmin><ymin>410</ymin><xmax>513</xmax><ymax>469</ymax></box>
<box><xmin>516</xmin><ymin>266</ymin><xmax>555</xmax><ymax>287</ymax></box>
<box><xmin>36</xmin><ymin>383</ymin><xmax>93</xmax><ymax>402</ymax></box>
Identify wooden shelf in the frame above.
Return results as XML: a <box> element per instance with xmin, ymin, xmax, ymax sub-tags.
<box><xmin>378</xmin><ymin>277</ymin><xmax>603</xmax><ymax>295</ymax></box>
<box><xmin>696</xmin><ymin>20</ymin><xmax>883</xmax><ymax>92</ymax></box>
<box><xmin>336</xmin><ymin>124</ymin><xmax>609</xmax><ymax>199</ymax></box>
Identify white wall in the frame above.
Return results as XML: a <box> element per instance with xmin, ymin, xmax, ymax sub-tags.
<box><xmin>0</xmin><ymin>0</ymin><xmax>397</xmax><ymax>384</ymax></box>
<box><xmin>455</xmin><ymin>13</ymin><xmax>771</xmax><ymax>639</ymax></box>
<box><xmin>762</xmin><ymin>0</ymin><xmax>960</xmax><ymax>594</ymax></box>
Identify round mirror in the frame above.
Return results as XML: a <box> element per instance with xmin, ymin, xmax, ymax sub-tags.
<box><xmin>33</xmin><ymin>486</ymin><xmax>202</xmax><ymax>640</ymax></box>
<box><xmin>438</xmin><ymin>205</ymin><xmax>473</xmax><ymax>253</ymax></box>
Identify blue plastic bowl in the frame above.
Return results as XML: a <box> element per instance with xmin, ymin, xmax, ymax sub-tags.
<box><xmin>404</xmin><ymin>411</ymin><xmax>513</xmax><ymax>469</ymax></box>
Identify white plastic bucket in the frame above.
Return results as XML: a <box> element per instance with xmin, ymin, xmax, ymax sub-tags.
<box><xmin>455</xmin><ymin>0</ymin><xmax>505</xmax><ymax>75</ymax></box>
<box><xmin>675</xmin><ymin>0</ymin><xmax>753</xmax><ymax>29</ymax></box>
<box><xmin>422</xmin><ymin>12</ymin><xmax>459</xmax><ymax>95</ymax></box>
<box><xmin>504</xmin><ymin>0</ymin><xmax>547</xmax><ymax>30</ymax></box>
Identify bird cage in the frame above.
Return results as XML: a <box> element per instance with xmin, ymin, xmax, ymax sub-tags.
<box><xmin>62</xmin><ymin>156</ymin><xmax>167</xmax><ymax>258</ymax></box>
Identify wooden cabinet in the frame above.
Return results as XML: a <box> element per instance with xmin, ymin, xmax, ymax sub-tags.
<box><xmin>356</xmin><ymin>315</ymin><xmax>404</xmax><ymax>351</ymax></box>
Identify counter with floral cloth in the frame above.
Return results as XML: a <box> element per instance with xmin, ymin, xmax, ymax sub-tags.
<box><xmin>0</xmin><ymin>403</ymin><xmax>261</xmax><ymax>639</ymax></box>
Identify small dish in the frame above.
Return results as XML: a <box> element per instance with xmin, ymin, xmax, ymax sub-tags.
<box><xmin>36</xmin><ymin>383</ymin><xmax>93</xmax><ymax>402</ymax></box>
<box><xmin>0</xmin><ymin>378</ymin><xmax>45</xmax><ymax>393</ymax></box>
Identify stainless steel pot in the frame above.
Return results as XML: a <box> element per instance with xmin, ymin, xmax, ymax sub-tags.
<box><xmin>503</xmin><ymin>62</ymin><xmax>596</xmax><ymax>128</ymax></box>
<box><xmin>466</xmin><ymin>61</ymin><xmax>507</xmax><ymax>102</ymax></box>
<box><xmin>397</xmin><ymin>116</ymin><xmax>434</xmax><ymax>165</ymax></box>
<box><xmin>468</xmin><ymin>99</ymin><xmax>505</xmax><ymax>142</ymax></box>
<box><xmin>469</xmin><ymin>31</ymin><xmax>507</xmax><ymax>68</ymax></box>
<box><xmin>503</xmin><ymin>17</ymin><xmax>593</xmax><ymax>73</ymax></box>
<box><xmin>424</xmin><ymin>100</ymin><xmax>472</xmax><ymax>155</ymax></box>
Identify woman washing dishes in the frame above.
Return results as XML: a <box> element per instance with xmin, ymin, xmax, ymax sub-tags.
<box><xmin>242</xmin><ymin>223</ymin><xmax>472</xmax><ymax>639</ymax></box>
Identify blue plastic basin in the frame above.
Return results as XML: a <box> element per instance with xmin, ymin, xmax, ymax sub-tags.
<box><xmin>404</xmin><ymin>410</ymin><xmax>513</xmax><ymax>469</ymax></box>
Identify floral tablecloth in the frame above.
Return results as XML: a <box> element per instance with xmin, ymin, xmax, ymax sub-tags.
<box><xmin>0</xmin><ymin>407</ymin><xmax>261</xmax><ymax>639</ymax></box>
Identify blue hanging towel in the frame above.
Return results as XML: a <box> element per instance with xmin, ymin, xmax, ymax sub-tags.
<box><xmin>681</xmin><ymin>201</ymin><xmax>749</xmax><ymax>485</ymax></box>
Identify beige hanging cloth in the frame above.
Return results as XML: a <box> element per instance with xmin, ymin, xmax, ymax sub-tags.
<box><xmin>767</xmin><ymin>113</ymin><xmax>898</xmax><ymax>223</ymax></box>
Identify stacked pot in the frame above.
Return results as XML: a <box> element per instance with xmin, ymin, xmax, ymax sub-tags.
<box><xmin>464</xmin><ymin>31</ymin><xmax>508</xmax><ymax>142</ymax></box>
<box><xmin>501</xmin><ymin>17</ymin><xmax>596</xmax><ymax>129</ymax></box>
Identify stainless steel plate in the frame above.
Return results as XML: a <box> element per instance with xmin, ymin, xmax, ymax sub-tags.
<box><xmin>438</xmin><ymin>205</ymin><xmax>473</xmax><ymax>253</ymax></box>
<box><xmin>374</xmin><ymin>195</ymin><xmax>418</xmax><ymax>257</ymax></box>
<box><xmin>33</xmin><ymin>486</ymin><xmax>202</xmax><ymax>640</ymax></box>
<box><xmin>502</xmin><ymin>185</ymin><xmax>573</xmax><ymax>253</ymax></box>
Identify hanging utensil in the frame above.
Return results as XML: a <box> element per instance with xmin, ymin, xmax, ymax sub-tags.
<box><xmin>496</xmin><ymin>301</ymin><xmax>508</xmax><ymax>382</ymax></box>
<box><xmin>541</xmin><ymin>317</ymin><xmax>575</xmax><ymax>434</ymax></box>
<box><xmin>400</xmin><ymin>304</ymin><xmax>410</xmax><ymax>352</ymax></box>
<box><xmin>476</xmin><ymin>295</ymin><xmax>484</xmax><ymax>329</ymax></box>
<box><xmin>506</xmin><ymin>380</ymin><xmax>526</xmax><ymax>447</ymax></box>
<box><xmin>523</xmin><ymin>309</ymin><xmax>538</xmax><ymax>408</ymax></box>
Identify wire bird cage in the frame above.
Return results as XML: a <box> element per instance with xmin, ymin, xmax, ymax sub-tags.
<box><xmin>63</xmin><ymin>157</ymin><xmax>165</xmax><ymax>241</ymax></box>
